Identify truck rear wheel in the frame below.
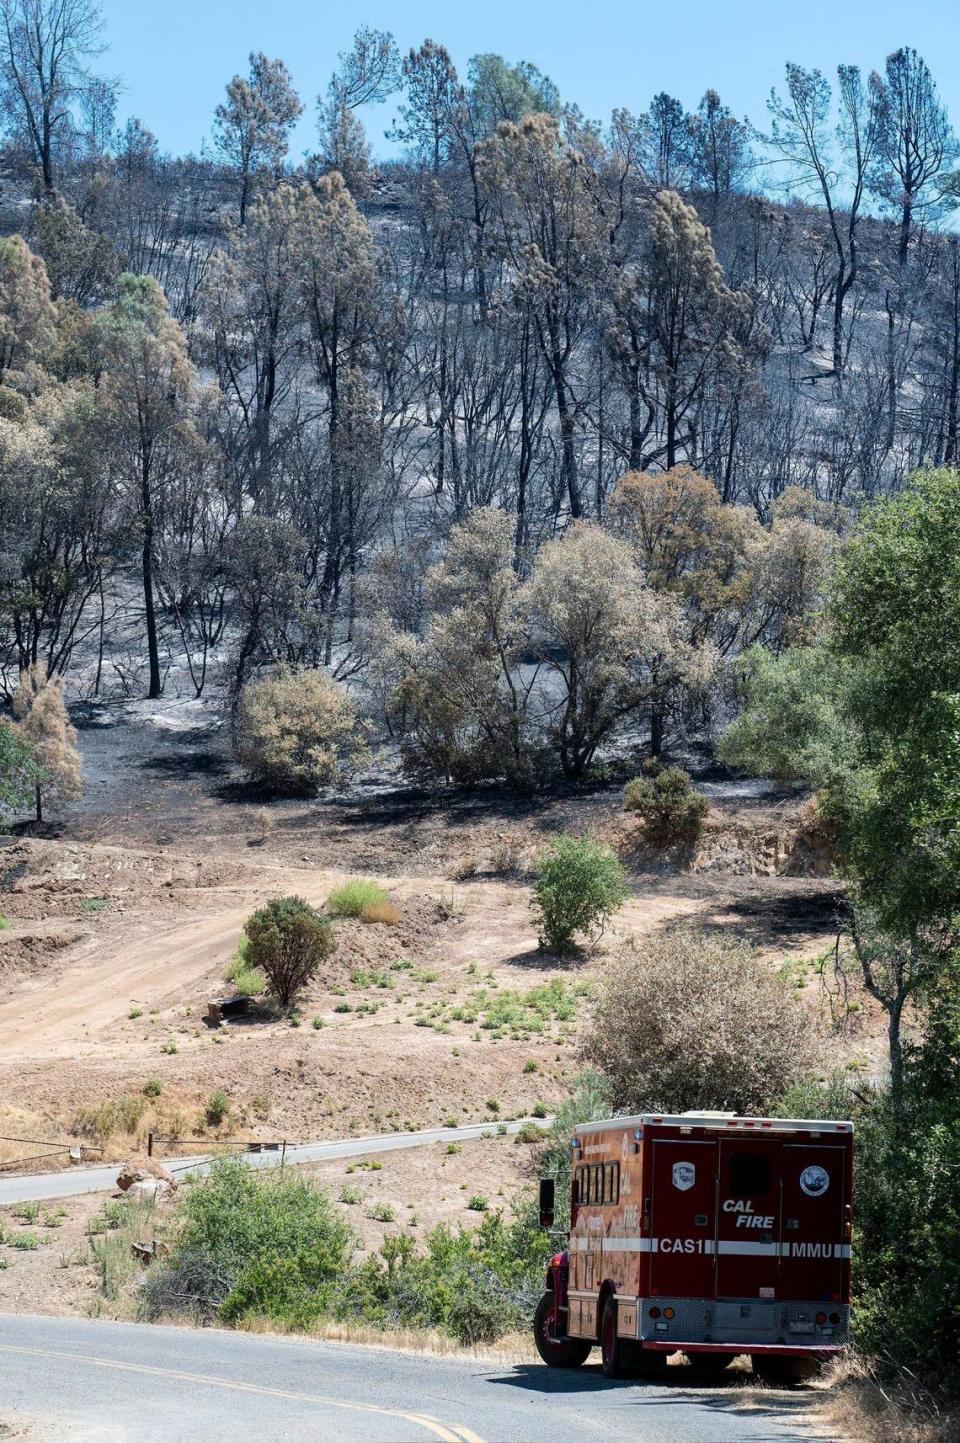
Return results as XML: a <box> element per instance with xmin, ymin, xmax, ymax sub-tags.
<box><xmin>533</xmin><ymin>1292</ymin><xmax>592</xmax><ymax>1369</ymax></box>
<box><xmin>751</xmin><ymin>1354</ymin><xmax>822</xmax><ymax>1387</ymax></box>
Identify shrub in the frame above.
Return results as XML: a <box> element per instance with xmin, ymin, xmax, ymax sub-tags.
<box><xmin>366</xmin><ymin>1201</ymin><xmax>396</xmax><ymax>1222</ymax></box>
<box><xmin>205</xmin><ymin>1090</ymin><xmax>230</xmax><ymax>1127</ymax></box>
<box><xmin>623</xmin><ymin>764</ymin><xmax>709</xmax><ymax>844</ymax></box>
<box><xmin>327</xmin><ymin>880</ymin><xmax>389</xmax><ymax>917</ymax></box>
<box><xmin>12</xmin><ymin>1201</ymin><xmax>39</xmax><ymax>1223</ymax></box>
<box><xmin>582</xmin><ymin>928</ymin><xmax>817</xmax><ymax>1115</ymax></box>
<box><xmin>514</xmin><ymin>1123</ymin><xmax>546</xmax><ymax>1144</ymax></box>
<box><xmin>244</xmin><ymin>895</ymin><xmax>333</xmax><ymax>1007</ymax></box>
<box><xmin>142</xmin><ymin>1079</ymin><xmax>162</xmax><ymax>1098</ymax></box>
<box><xmin>339</xmin><ymin>1183</ymin><xmax>363</xmax><ymax>1205</ymax></box>
<box><xmin>10</xmin><ymin>1230</ymin><xmax>39</xmax><ymax>1250</ymax></box>
<box><xmin>523</xmin><ymin>1059</ymin><xmax>538</xmax><ymax>1074</ymax></box>
<box><xmin>532</xmin><ymin>835</ymin><xmax>627</xmax><ymax>950</ymax></box>
<box><xmin>466</xmin><ymin>1195</ymin><xmax>489</xmax><ymax>1211</ymax></box>
<box><xmin>234</xmin><ymin>665</ymin><xmax>365</xmax><ymax>796</ymax></box>
<box><xmin>143</xmin><ymin>1157</ymin><xmax>354</xmax><ymax>1327</ymax></box>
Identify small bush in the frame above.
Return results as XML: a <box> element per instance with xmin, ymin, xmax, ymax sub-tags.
<box><xmin>466</xmin><ymin>1195</ymin><xmax>489</xmax><ymax>1212</ymax></box>
<box><xmin>245</xmin><ymin>895</ymin><xmax>333</xmax><ymax>1007</ymax></box>
<box><xmin>327</xmin><ymin>880</ymin><xmax>389</xmax><ymax>917</ymax></box>
<box><xmin>205</xmin><ymin>1090</ymin><xmax>230</xmax><ymax>1127</ymax></box>
<box><xmin>142</xmin><ymin>1079</ymin><xmax>162</xmax><ymax>1098</ymax></box>
<box><xmin>366</xmin><ymin>1201</ymin><xmax>396</xmax><ymax>1223</ymax></box>
<box><xmin>128</xmin><ymin>1007</ymin><xmax>142</xmax><ymax>1019</ymax></box>
<box><xmin>161</xmin><ymin>1041</ymin><xmax>178</xmax><ymax>1055</ymax></box>
<box><xmin>339</xmin><ymin>1184</ymin><xmax>363</xmax><ymax>1205</ymax></box>
<box><xmin>531</xmin><ymin>1102</ymin><xmax>549</xmax><ymax>1119</ymax></box>
<box><xmin>532</xmin><ymin>835</ymin><xmax>627</xmax><ymax>951</ymax></box>
<box><xmin>445</xmin><ymin>1142</ymin><xmax>461</xmax><ymax>1155</ymax></box>
<box><xmin>0</xmin><ymin>915</ymin><xmax>8</xmax><ymax>930</ymax></box>
<box><xmin>234</xmin><ymin>666</ymin><xmax>365</xmax><ymax>796</ymax></box>
<box><xmin>623</xmin><ymin>765</ymin><xmax>709</xmax><ymax>844</ymax></box>
<box><xmin>10</xmin><ymin>1230</ymin><xmax>39</xmax><ymax>1250</ymax></box>
<box><xmin>12</xmin><ymin>1201</ymin><xmax>39</xmax><ymax>1223</ymax></box>
<box><xmin>523</xmin><ymin>1059</ymin><xmax>538</xmax><ymax>1074</ymax></box>
<box><xmin>515</xmin><ymin>1123</ymin><xmax>546</xmax><ymax>1144</ymax></box>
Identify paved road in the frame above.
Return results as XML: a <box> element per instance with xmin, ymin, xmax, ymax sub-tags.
<box><xmin>0</xmin><ymin>1120</ymin><xmax>545</xmax><ymax>1205</ymax></box>
<box><xmin>0</xmin><ymin>1315</ymin><xmax>831</xmax><ymax>1443</ymax></box>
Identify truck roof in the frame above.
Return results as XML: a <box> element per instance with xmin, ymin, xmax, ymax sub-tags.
<box><xmin>573</xmin><ymin>1113</ymin><xmax>854</xmax><ymax>1136</ymax></box>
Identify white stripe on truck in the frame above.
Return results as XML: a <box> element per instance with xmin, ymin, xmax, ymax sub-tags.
<box><xmin>569</xmin><ymin>1236</ymin><xmax>851</xmax><ymax>1259</ymax></box>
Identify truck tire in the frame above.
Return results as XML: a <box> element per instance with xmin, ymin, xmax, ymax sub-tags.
<box><xmin>751</xmin><ymin>1354</ymin><xmax>822</xmax><ymax>1387</ymax></box>
<box><xmin>600</xmin><ymin>1296</ymin><xmax>627</xmax><ymax>1379</ymax></box>
<box><xmin>533</xmin><ymin>1292</ymin><xmax>592</xmax><ymax>1369</ymax></box>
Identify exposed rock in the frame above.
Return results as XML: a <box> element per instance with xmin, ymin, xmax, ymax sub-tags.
<box><xmin>126</xmin><ymin>1177</ymin><xmax>175</xmax><ymax>1202</ymax></box>
<box><xmin>116</xmin><ymin>1155</ymin><xmax>176</xmax><ymax>1192</ymax></box>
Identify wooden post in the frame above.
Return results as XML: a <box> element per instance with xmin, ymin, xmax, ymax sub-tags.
<box><xmin>147</xmin><ymin>1131</ymin><xmax>154</xmax><ymax>1158</ymax></box>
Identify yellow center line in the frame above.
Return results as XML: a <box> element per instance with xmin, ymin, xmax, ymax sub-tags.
<box><xmin>0</xmin><ymin>1343</ymin><xmax>482</xmax><ymax>1443</ymax></box>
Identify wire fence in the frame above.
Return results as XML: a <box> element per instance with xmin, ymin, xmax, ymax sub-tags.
<box><xmin>0</xmin><ymin>1131</ymin><xmax>288</xmax><ymax>1175</ymax></box>
<box><xmin>0</xmin><ymin>1133</ymin><xmax>104</xmax><ymax>1171</ymax></box>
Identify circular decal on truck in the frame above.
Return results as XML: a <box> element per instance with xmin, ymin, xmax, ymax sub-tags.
<box><xmin>799</xmin><ymin>1165</ymin><xmax>830</xmax><ymax>1197</ymax></box>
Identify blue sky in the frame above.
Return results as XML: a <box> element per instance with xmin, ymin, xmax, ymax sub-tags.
<box><xmin>100</xmin><ymin>0</ymin><xmax>960</xmax><ymax>160</ymax></box>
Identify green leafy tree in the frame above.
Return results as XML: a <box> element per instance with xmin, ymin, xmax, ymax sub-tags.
<box><xmin>244</xmin><ymin>895</ymin><xmax>333</xmax><ymax>1007</ymax></box>
<box><xmin>831</xmin><ymin>467</ymin><xmax>960</xmax><ymax>933</ymax></box>
<box><xmin>718</xmin><ymin>644</ymin><xmax>858</xmax><ymax>795</ymax></box>
<box><xmin>532</xmin><ymin>835</ymin><xmax>627</xmax><ymax>951</ymax></box>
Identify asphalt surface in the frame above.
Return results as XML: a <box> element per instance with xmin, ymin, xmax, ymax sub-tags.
<box><xmin>0</xmin><ymin>1315</ymin><xmax>832</xmax><ymax>1443</ymax></box>
<box><xmin>0</xmin><ymin>1120</ymin><xmax>543</xmax><ymax>1205</ymax></box>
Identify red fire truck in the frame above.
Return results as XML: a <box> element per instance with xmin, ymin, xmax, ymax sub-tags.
<box><xmin>534</xmin><ymin>1111</ymin><xmax>853</xmax><ymax>1384</ymax></box>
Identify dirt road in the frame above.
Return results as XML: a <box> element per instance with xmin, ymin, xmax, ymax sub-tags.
<box><xmin>0</xmin><ymin>857</ymin><xmax>700</xmax><ymax>1062</ymax></box>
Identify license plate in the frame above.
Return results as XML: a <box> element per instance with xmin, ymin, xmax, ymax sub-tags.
<box><xmin>789</xmin><ymin>1322</ymin><xmax>815</xmax><ymax>1334</ymax></box>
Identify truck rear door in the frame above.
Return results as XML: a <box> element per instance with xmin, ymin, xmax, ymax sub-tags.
<box><xmin>779</xmin><ymin>1141</ymin><xmax>849</xmax><ymax>1304</ymax></box>
<box><xmin>648</xmin><ymin>1137</ymin><xmax>717</xmax><ymax>1297</ymax></box>
<box><xmin>716</xmin><ymin>1138</ymin><xmax>781</xmax><ymax>1298</ymax></box>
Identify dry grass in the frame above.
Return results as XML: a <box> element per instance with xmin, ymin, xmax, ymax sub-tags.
<box><xmin>360</xmin><ymin>900</ymin><xmax>402</xmax><ymax>926</ymax></box>
<box><xmin>238</xmin><ymin>1315</ymin><xmax>539</xmax><ymax>1364</ymax></box>
<box><xmin>822</xmin><ymin>1355</ymin><xmax>960</xmax><ymax>1443</ymax></box>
